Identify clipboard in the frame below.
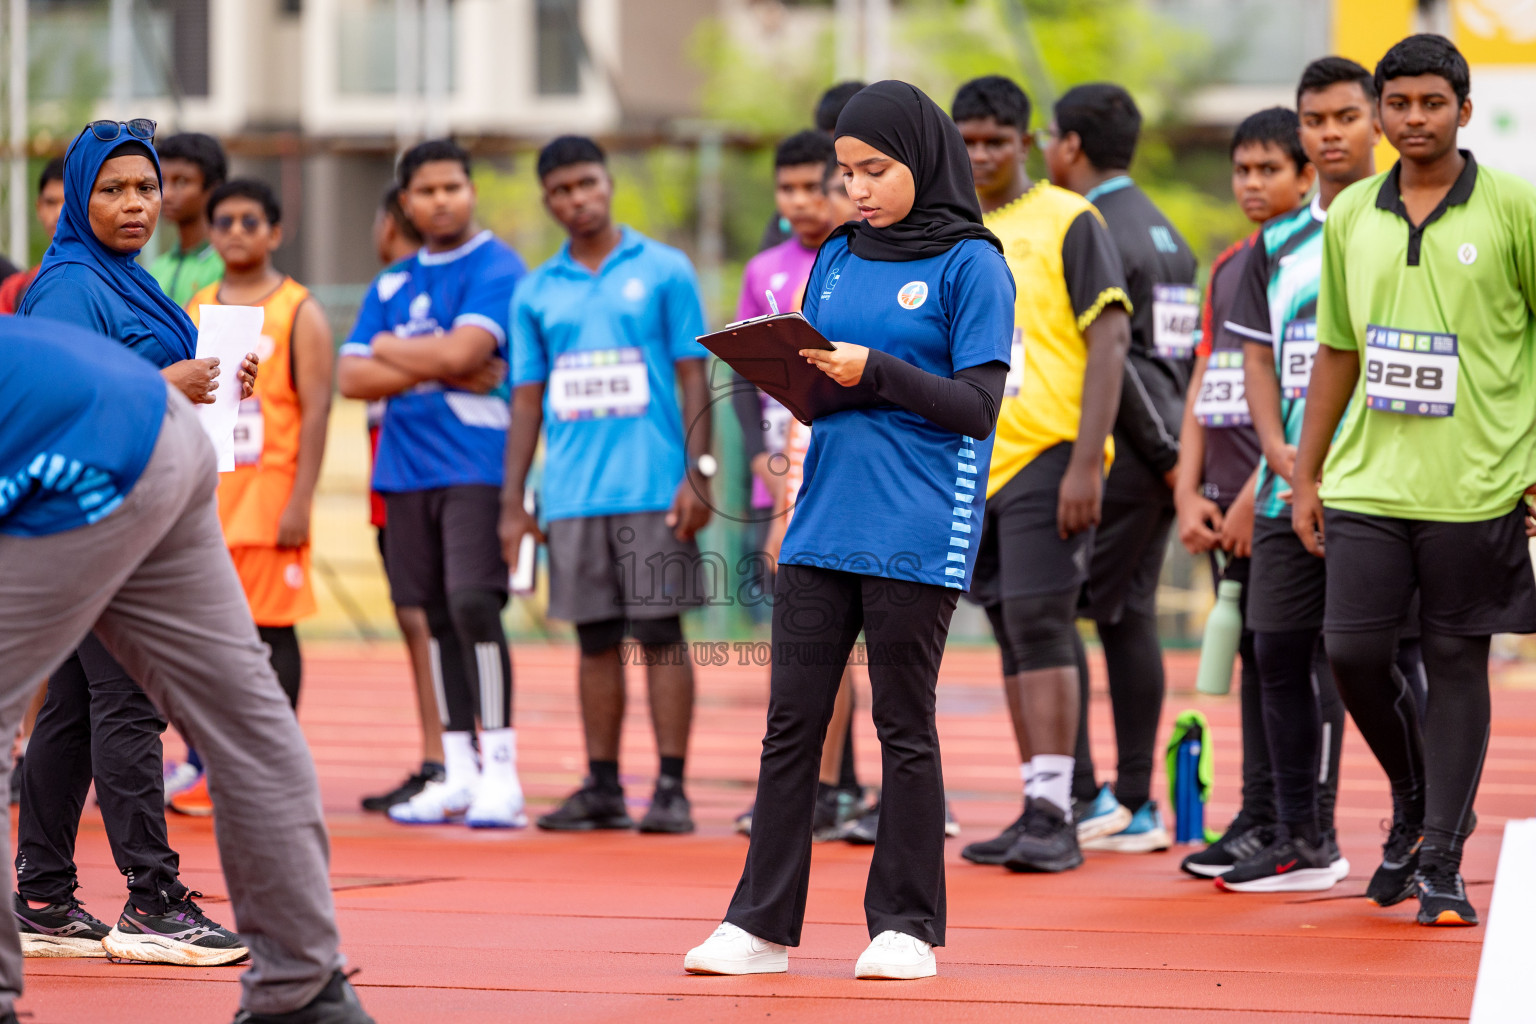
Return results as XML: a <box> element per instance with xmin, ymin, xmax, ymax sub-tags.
<box><xmin>697</xmin><ymin>312</ymin><xmax>884</xmax><ymax>425</ymax></box>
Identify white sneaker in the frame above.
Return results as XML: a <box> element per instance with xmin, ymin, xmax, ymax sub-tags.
<box><xmin>683</xmin><ymin>922</ymin><xmax>788</xmax><ymax>975</ymax></box>
<box><xmin>855</xmin><ymin>930</ymin><xmax>936</xmax><ymax>980</ymax></box>
<box><xmin>388</xmin><ymin>779</ymin><xmax>476</xmax><ymax>823</ymax></box>
<box><xmin>162</xmin><ymin>761</ymin><xmax>202</xmax><ymax>805</ymax></box>
<box><xmin>466</xmin><ymin>776</ymin><xmax>527</xmax><ymax>829</ymax></box>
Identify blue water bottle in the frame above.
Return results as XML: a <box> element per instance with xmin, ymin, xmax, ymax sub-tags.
<box><xmin>1173</xmin><ymin>728</ymin><xmax>1205</xmax><ymax>843</ymax></box>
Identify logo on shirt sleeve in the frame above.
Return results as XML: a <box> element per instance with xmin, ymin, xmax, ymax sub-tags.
<box><xmin>897</xmin><ymin>281</ymin><xmax>929</xmax><ymax>309</ymax></box>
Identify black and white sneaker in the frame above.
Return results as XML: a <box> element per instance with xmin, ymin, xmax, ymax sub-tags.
<box><xmin>638</xmin><ymin>777</ymin><xmax>694</xmax><ymax>834</ymax></box>
<box><xmin>103</xmin><ymin>892</ymin><xmax>249</xmax><ymax>966</ymax></box>
<box><xmin>1415</xmin><ymin>862</ymin><xmax>1477</xmax><ymax>927</ymax></box>
<box><xmin>811</xmin><ymin>786</ymin><xmax>865</xmax><ymax>842</ymax></box>
<box><xmin>14</xmin><ymin>891</ymin><xmax>109</xmax><ymax>958</ymax></box>
<box><xmin>536</xmin><ymin>781</ymin><xmax>633</xmax><ymax>831</ymax></box>
<box><xmin>231</xmin><ymin>970</ymin><xmax>376</xmax><ymax>1023</ymax></box>
<box><xmin>360</xmin><ymin>762</ymin><xmax>444</xmax><ymax>812</ymax></box>
<box><xmin>1179</xmin><ymin>811</ymin><xmax>1274</xmax><ymax>878</ymax></box>
<box><xmin>961</xmin><ymin>804</ymin><xmax>1028</xmax><ymax>865</ymax></box>
<box><xmin>1365</xmin><ymin>817</ymin><xmax>1423</xmax><ymax>907</ymax></box>
<box><xmin>1002</xmin><ymin>800</ymin><xmax>1083</xmax><ymax>873</ymax></box>
<box><xmin>1216</xmin><ymin>834</ymin><xmax>1336</xmax><ymax>893</ymax></box>
<box><xmin>842</xmin><ymin>800</ymin><xmax>880</xmax><ymax>845</ymax></box>
<box><xmin>1322</xmin><ymin>830</ymin><xmax>1351</xmax><ymax>881</ymax></box>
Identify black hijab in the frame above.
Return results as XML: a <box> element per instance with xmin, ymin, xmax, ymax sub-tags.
<box><xmin>832</xmin><ymin>80</ymin><xmax>1002</xmax><ymax>263</ymax></box>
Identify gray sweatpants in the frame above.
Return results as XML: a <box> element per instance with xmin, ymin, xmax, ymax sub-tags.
<box><xmin>0</xmin><ymin>389</ymin><xmax>342</xmax><ymax>1016</ymax></box>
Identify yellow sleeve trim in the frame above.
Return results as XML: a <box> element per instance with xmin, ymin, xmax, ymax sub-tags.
<box><xmin>1076</xmin><ymin>287</ymin><xmax>1131</xmax><ymax>334</ymax></box>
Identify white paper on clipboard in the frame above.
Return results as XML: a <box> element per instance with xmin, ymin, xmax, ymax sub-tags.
<box><xmin>194</xmin><ymin>304</ymin><xmax>265</xmax><ymax>472</ymax></box>
<box><xmin>509</xmin><ymin>489</ymin><xmax>539</xmax><ymax>595</ymax></box>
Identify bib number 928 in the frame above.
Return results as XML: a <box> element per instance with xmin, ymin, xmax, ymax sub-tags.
<box><xmin>1365</xmin><ymin>361</ymin><xmax>1444</xmax><ymax>391</ymax></box>
<box><xmin>1362</xmin><ymin>325</ymin><xmax>1458</xmax><ymax>418</ymax></box>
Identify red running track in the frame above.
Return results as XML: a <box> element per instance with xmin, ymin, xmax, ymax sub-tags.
<box><xmin>16</xmin><ymin>642</ymin><xmax>1535</xmax><ymax>1023</ymax></box>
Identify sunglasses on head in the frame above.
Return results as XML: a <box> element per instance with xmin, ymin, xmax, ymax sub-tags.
<box><xmin>212</xmin><ymin>213</ymin><xmax>266</xmax><ymax>233</ymax></box>
<box><xmin>85</xmin><ymin>118</ymin><xmax>158</xmax><ymax>143</ymax></box>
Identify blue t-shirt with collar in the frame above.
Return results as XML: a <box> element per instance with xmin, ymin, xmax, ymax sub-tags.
<box><xmin>0</xmin><ymin>315</ymin><xmax>168</xmax><ymax>537</ymax></box>
<box><xmin>511</xmin><ymin>226</ymin><xmax>709</xmax><ymax>522</ymax></box>
<box><xmin>341</xmin><ymin>230</ymin><xmax>527</xmax><ymax>492</ymax></box>
<box><xmin>779</xmin><ymin>235</ymin><xmax>1014</xmax><ymax>590</ymax></box>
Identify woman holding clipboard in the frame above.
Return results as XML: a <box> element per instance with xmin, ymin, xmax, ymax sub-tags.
<box><xmin>685</xmin><ymin>81</ymin><xmax>1014</xmax><ymax>980</ymax></box>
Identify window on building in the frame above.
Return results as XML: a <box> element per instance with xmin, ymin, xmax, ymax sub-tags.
<box><xmin>535</xmin><ymin>0</ymin><xmax>584</xmax><ymax>96</ymax></box>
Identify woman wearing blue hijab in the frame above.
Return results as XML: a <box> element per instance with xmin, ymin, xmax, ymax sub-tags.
<box><xmin>12</xmin><ymin>119</ymin><xmax>251</xmax><ymax>967</ymax></box>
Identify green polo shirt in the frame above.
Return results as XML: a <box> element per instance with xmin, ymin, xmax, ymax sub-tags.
<box><xmin>1316</xmin><ymin>152</ymin><xmax>1536</xmax><ymax>522</ymax></box>
<box><xmin>147</xmin><ymin>240</ymin><xmax>224</xmax><ymax>308</ymax></box>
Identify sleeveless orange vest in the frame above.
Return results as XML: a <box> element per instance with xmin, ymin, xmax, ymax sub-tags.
<box><xmin>188</xmin><ymin>277</ymin><xmax>311</xmax><ymax>548</ymax></box>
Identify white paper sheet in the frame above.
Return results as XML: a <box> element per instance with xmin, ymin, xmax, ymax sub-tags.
<box><xmin>194</xmin><ymin>305</ymin><xmax>265</xmax><ymax>472</ymax></box>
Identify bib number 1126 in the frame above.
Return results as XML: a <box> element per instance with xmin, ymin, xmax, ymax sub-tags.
<box><xmin>1362</xmin><ymin>325</ymin><xmax>1458</xmax><ymax>418</ymax></box>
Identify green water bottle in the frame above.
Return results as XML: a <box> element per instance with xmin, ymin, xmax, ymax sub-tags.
<box><xmin>1196</xmin><ymin>579</ymin><xmax>1243</xmax><ymax>695</ymax></box>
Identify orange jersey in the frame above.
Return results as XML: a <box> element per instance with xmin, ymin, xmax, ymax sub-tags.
<box><xmin>188</xmin><ymin>277</ymin><xmax>317</xmax><ymax>625</ymax></box>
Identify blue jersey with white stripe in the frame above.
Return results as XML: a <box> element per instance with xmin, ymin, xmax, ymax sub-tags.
<box><xmin>779</xmin><ymin>236</ymin><xmax>1014</xmax><ymax>590</ymax></box>
<box><xmin>342</xmin><ymin>230</ymin><xmax>526</xmax><ymax>492</ymax></box>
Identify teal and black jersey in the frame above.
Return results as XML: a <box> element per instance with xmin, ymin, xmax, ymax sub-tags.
<box><xmin>1224</xmin><ymin>195</ymin><xmax>1326</xmax><ymax>519</ymax></box>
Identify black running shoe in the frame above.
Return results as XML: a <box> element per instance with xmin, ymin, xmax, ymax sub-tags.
<box><xmin>842</xmin><ymin>800</ymin><xmax>880</xmax><ymax>845</ymax></box>
<box><xmin>961</xmin><ymin>804</ymin><xmax>1028</xmax><ymax>865</ymax></box>
<box><xmin>14</xmin><ymin>891</ymin><xmax>109</xmax><ymax>958</ymax></box>
<box><xmin>638</xmin><ymin>777</ymin><xmax>694</xmax><ymax>834</ymax></box>
<box><xmin>1180</xmin><ymin>811</ymin><xmax>1274</xmax><ymax>878</ymax></box>
<box><xmin>1416</xmin><ymin>862</ymin><xmax>1477</xmax><ymax>927</ymax></box>
<box><xmin>1216</xmin><ymin>833</ymin><xmax>1336</xmax><ymax>893</ymax></box>
<box><xmin>1366</xmin><ymin>817</ymin><xmax>1423</xmax><ymax>907</ymax></box>
<box><xmin>811</xmin><ymin>785</ymin><xmax>865</xmax><ymax>842</ymax></box>
<box><xmin>537</xmin><ymin>781</ymin><xmax>633</xmax><ymax>831</ymax></box>
<box><xmin>1002</xmin><ymin>800</ymin><xmax>1083</xmax><ymax>873</ymax></box>
<box><xmin>359</xmin><ymin>762</ymin><xmax>444</xmax><ymax>812</ymax></box>
<box><xmin>103</xmin><ymin>892</ymin><xmax>249</xmax><ymax>966</ymax></box>
<box><xmin>231</xmin><ymin>970</ymin><xmax>376</xmax><ymax>1023</ymax></box>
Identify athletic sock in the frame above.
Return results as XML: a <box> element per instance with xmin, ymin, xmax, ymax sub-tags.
<box><xmin>659</xmin><ymin>755</ymin><xmax>686</xmax><ymax>786</ymax></box>
<box><xmin>441</xmin><ymin>731</ymin><xmax>479</xmax><ymax>791</ymax></box>
<box><xmin>590</xmin><ymin>759</ymin><xmax>621</xmax><ymax>794</ymax></box>
<box><xmin>479</xmin><ymin>728</ymin><xmax>518</xmax><ymax>787</ymax></box>
<box><xmin>1030</xmin><ymin>754</ymin><xmax>1075</xmax><ymax>821</ymax></box>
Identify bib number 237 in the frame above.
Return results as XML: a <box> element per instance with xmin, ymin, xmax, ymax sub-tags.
<box><xmin>1363</xmin><ymin>325</ymin><xmax>1458</xmax><ymax>418</ymax></box>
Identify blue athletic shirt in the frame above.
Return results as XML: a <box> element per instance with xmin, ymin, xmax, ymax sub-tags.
<box><xmin>0</xmin><ymin>316</ymin><xmax>168</xmax><ymax>537</ymax></box>
<box><xmin>511</xmin><ymin>226</ymin><xmax>708</xmax><ymax>522</ymax></box>
<box><xmin>340</xmin><ymin>230</ymin><xmax>527</xmax><ymax>492</ymax></box>
<box><xmin>779</xmin><ymin>235</ymin><xmax>1014</xmax><ymax>589</ymax></box>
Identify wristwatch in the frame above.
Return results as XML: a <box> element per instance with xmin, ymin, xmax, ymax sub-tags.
<box><xmin>692</xmin><ymin>453</ymin><xmax>718</xmax><ymax>479</ymax></box>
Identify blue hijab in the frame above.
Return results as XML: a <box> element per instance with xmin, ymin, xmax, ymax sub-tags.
<box><xmin>23</xmin><ymin>126</ymin><xmax>197</xmax><ymax>364</ymax></box>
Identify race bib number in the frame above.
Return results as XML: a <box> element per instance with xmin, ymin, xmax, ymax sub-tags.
<box><xmin>1279</xmin><ymin>319</ymin><xmax>1318</xmax><ymax>399</ymax></box>
<box><xmin>1003</xmin><ymin>327</ymin><xmax>1024</xmax><ymax>397</ymax></box>
<box><xmin>1363</xmin><ymin>325</ymin><xmax>1458</xmax><ymax>418</ymax></box>
<box><xmin>1194</xmin><ymin>351</ymin><xmax>1250</xmax><ymax>426</ymax></box>
<box><xmin>761</xmin><ymin>395</ymin><xmax>792</xmax><ymax>453</ymax></box>
<box><xmin>1152</xmin><ymin>284</ymin><xmax>1199</xmax><ymax>359</ymax></box>
<box><xmin>233</xmin><ymin>398</ymin><xmax>264</xmax><ymax>467</ymax></box>
<box><xmin>548</xmin><ymin>347</ymin><xmax>651</xmax><ymax>422</ymax></box>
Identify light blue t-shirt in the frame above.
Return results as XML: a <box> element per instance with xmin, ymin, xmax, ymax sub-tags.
<box><xmin>511</xmin><ymin>227</ymin><xmax>709</xmax><ymax>522</ymax></box>
<box><xmin>780</xmin><ymin>235</ymin><xmax>1014</xmax><ymax>590</ymax></box>
<box><xmin>340</xmin><ymin>230</ymin><xmax>527</xmax><ymax>493</ymax></box>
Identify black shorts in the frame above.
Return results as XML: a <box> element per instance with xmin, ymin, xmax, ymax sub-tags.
<box><xmin>546</xmin><ymin>510</ymin><xmax>705</xmax><ymax>625</ymax></box>
<box><xmin>968</xmin><ymin>444</ymin><xmax>1095</xmax><ymax>608</ymax></box>
<box><xmin>1080</xmin><ymin>493</ymin><xmax>1175</xmax><ymax>625</ymax></box>
<box><xmin>1247</xmin><ymin>514</ymin><xmax>1326</xmax><ymax>633</ymax></box>
<box><xmin>1323</xmin><ymin>503</ymin><xmax>1536</xmax><ymax>636</ymax></box>
<box><xmin>381</xmin><ymin>485</ymin><xmax>508</xmax><ymax>607</ymax></box>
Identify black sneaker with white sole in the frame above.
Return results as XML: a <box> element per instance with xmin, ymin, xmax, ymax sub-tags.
<box><xmin>1179</xmin><ymin>811</ymin><xmax>1274</xmax><ymax>878</ymax></box>
<box><xmin>1365</xmin><ymin>817</ymin><xmax>1423</xmax><ymax>907</ymax></box>
<box><xmin>359</xmin><ymin>762</ymin><xmax>444</xmax><ymax>812</ymax></box>
<box><xmin>231</xmin><ymin>970</ymin><xmax>376</xmax><ymax>1024</ymax></box>
<box><xmin>1216</xmin><ymin>834</ymin><xmax>1336</xmax><ymax>893</ymax></box>
<box><xmin>103</xmin><ymin>892</ymin><xmax>249</xmax><ymax>966</ymax></box>
<box><xmin>1002</xmin><ymin>800</ymin><xmax>1083</xmax><ymax>873</ymax></box>
<box><xmin>1415</xmin><ymin>862</ymin><xmax>1477</xmax><ymax>927</ymax></box>
<box><xmin>961</xmin><ymin>804</ymin><xmax>1028</xmax><ymax>865</ymax></box>
<box><xmin>14</xmin><ymin>891</ymin><xmax>109</xmax><ymax>958</ymax></box>
<box><xmin>842</xmin><ymin>801</ymin><xmax>880</xmax><ymax>845</ymax></box>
